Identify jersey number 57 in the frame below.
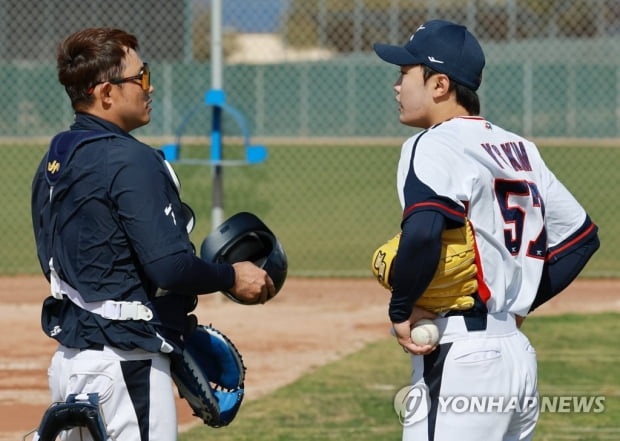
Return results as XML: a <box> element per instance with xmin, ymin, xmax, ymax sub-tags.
<box><xmin>495</xmin><ymin>179</ymin><xmax>547</xmax><ymax>259</ymax></box>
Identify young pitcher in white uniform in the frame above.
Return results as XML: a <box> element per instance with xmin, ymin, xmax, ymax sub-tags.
<box><xmin>372</xmin><ymin>20</ymin><xmax>600</xmax><ymax>441</ymax></box>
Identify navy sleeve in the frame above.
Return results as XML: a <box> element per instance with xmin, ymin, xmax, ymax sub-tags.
<box><xmin>389</xmin><ymin>210</ymin><xmax>446</xmax><ymax>323</ymax></box>
<box><xmin>529</xmin><ymin>219</ymin><xmax>600</xmax><ymax>312</ymax></box>
<box><xmin>109</xmin><ymin>143</ymin><xmax>191</xmax><ymax>264</ymax></box>
<box><xmin>143</xmin><ymin>252</ymin><xmax>235</xmax><ymax>295</ymax></box>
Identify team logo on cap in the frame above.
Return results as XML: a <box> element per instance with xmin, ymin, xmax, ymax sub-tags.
<box><xmin>410</xmin><ymin>24</ymin><xmax>426</xmax><ymax>41</ymax></box>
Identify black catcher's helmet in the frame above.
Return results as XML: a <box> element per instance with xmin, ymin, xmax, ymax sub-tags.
<box><xmin>200</xmin><ymin>212</ymin><xmax>288</xmax><ymax>303</ymax></box>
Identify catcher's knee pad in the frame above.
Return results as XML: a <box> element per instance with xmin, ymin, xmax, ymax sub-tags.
<box><xmin>31</xmin><ymin>393</ymin><xmax>110</xmax><ymax>441</ymax></box>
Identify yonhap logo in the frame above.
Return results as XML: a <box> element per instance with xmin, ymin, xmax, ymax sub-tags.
<box><xmin>393</xmin><ymin>384</ymin><xmax>430</xmax><ymax>426</ymax></box>
<box><xmin>392</xmin><ymin>387</ymin><xmax>607</xmax><ymax>424</ymax></box>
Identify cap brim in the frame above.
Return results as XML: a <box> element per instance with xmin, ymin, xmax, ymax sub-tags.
<box><xmin>373</xmin><ymin>43</ymin><xmax>420</xmax><ymax>66</ymax></box>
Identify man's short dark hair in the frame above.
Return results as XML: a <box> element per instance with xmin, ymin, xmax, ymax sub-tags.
<box><xmin>422</xmin><ymin>65</ymin><xmax>480</xmax><ymax>116</ymax></box>
<box><xmin>56</xmin><ymin>27</ymin><xmax>139</xmax><ymax>110</ymax></box>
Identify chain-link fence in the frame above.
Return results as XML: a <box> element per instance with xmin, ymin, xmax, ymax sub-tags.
<box><xmin>2</xmin><ymin>0</ymin><xmax>618</xmax><ymax>277</ymax></box>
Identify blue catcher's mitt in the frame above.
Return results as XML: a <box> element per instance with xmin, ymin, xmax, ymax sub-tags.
<box><xmin>171</xmin><ymin>325</ymin><xmax>246</xmax><ymax>427</ymax></box>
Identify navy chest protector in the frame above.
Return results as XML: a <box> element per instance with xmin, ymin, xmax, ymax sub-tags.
<box><xmin>43</xmin><ymin>130</ymin><xmax>117</xmax><ymax>264</ymax></box>
<box><xmin>39</xmin><ymin>129</ymin><xmax>179</xmax><ymax>354</ymax></box>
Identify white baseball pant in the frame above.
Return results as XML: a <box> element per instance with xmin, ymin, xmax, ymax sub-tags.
<box><xmin>46</xmin><ymin>345</ymin><xmax>177</xmax><ymax>441</ymax></box>
<box><xmin>402</xmin><ymin>312</ymin><xmax>539</xmax><ymax>441</ymax></box>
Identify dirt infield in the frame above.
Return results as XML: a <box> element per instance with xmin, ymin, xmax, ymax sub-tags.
<box><xmin>1</xmin><ymin>276</ymin><xmax>618</xmax><ymax>440</ymax></box>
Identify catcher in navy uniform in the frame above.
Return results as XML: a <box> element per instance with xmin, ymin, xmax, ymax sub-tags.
<box><xmin>31</xmin><ymin>27</ymin><xmax>277</xmax><ymax>441</ymax></box>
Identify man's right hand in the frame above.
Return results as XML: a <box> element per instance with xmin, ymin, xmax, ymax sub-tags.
<box><xmin>228</xmin><ymin>261</ymin><xmax>276</xmax><ymax>304</ymax></box>
<box><xmin>393</xmin><ymin>307</ymin><xmax>438</xmax><ymax>355</ymax></box>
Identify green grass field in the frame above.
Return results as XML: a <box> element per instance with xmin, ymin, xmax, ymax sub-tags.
<box><xmin>4</xmin><ymin>142</ymin><xmax>619</xmax><ymax>277</ymax></box>
<box><xmin>179</xmin><ymin>313</ymin><xmax>620</xmax><ymax>441</ymax></box>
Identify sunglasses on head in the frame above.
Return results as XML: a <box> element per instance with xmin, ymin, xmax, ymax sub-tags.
<box><xmin>88</xmin><ymin>63</ymin><xmax>150</xmax><ymax>94</ymax></box>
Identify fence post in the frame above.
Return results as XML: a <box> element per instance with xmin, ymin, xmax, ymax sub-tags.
<box><xmin>523</xmin><ymin>60</ymin><xmax>533</xmax><ymax>138</ymax></box>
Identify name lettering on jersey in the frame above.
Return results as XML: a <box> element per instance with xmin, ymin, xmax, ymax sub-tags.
<box><xmin>480</xmin><ymin>141</ymin><xmax>532</xmax><ymax>172</ymax></box>
<box><xmin>47</xmin><ymin>160</ymin><xmax>61</xmax><ymax>174</ymax></box>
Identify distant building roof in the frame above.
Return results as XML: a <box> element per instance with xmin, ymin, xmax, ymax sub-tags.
<box><xmin>217</xmin><ymin>0</ymin><xmax>288</xmax><ymax>33</ymax></box>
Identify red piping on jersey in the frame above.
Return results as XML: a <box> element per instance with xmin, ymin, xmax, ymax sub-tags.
<box><xmin>470</xmin><ymin>220</ymin><xmax>492</xmax><ymax>304</ymax></box>
<box><xmin>546</xmin><ymin>222</ymin><xmax>597</xmax><ymax>261</ymax></box>
<box><xmin>403</xmin><ymin>202</ymin><xmax>463</xmax><ymax>219</ymax></box>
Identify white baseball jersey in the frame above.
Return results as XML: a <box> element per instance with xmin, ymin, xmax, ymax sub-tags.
<box><xmin>397</xmin><ymin>116</ymin><xmax>590</xmax><ymax>316</ymax></box>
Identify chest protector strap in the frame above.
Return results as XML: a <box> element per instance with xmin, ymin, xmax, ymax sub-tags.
<box><xmin>49</xmin><ymin>258</ymin><xmax>154</xmax><ymax>321</ymax></box>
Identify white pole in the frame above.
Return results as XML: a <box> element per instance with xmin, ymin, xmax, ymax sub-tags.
<box><xmin>210</xmin><ymin>0</ymin><xmax>224</xmax><ymax>230</ymax></box>
<box><xmin>210</xmin><ymin>0</ymin><xmax>225</xmax><ymax>305</ymax></box>
<box><xmin>211</xmin><ymin>0</ymin><xmax>223</xmax><ymax>90</ymax></box>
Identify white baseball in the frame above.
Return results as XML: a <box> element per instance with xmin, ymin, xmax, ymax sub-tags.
<box><xmin>410</xmin><ymin>319</ymin><xmax>439</xmax><ymax>346</ymax></box>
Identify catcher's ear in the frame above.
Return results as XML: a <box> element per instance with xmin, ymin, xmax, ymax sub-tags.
<box><xmin>95</xmin><ymin>82</ymin><xmax>115</xmax><ymax>109</ymax></box>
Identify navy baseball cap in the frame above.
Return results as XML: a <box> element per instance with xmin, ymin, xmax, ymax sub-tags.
<box><xmin>373</xmin><ymin>20</ymin><xmax>485</xmax><ymax>91</ymax></box>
